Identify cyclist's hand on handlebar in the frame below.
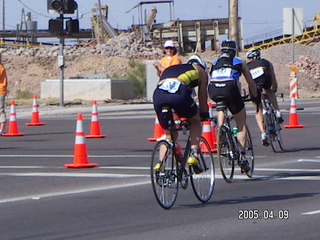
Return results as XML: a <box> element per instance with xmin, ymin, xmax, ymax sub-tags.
<box><xmin>200</xmin><ymin>112</ymin><xmax>210</xmax><ymax>121</ymax></box>
<box><xmin>251</xmin><ymin>95</ymin><xmax>261</xmax><ymax>105</ymax></box>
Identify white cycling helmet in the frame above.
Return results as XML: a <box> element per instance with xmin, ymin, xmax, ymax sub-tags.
<box><xmin>187</xmin><ymin>55</ymin><xmax>207</xmax><ymax>71</ymax></box>
<box><xmin>246</xmin><ymin>48</ymin><xmax>261</xmax><ymax>59</ymax></box>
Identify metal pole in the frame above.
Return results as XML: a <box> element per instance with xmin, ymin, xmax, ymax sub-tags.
<box><xmin>2</xmin><ymin>0</ymin><xmax>5</xmax><ymax>30</ymax></box>
<box><xmin>59</xmin><ymin>15</ymin><xmax>65</xmax><ymax>106</ymax></box>
<box><xmin>291</xmin><ymin>8</ymin><xmax>295</xmax><ymax>64</ymax></box>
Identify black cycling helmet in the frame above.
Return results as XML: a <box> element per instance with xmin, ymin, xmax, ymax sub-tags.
<box><xmin>246</xmin><ymin>48</ymin><xmax>261</xmax><ymax>59</ymax></box>
<box><xmin>221</xmin><ymin>39</ymin><xmax>237</xmax><ymax>57</ymax></box>
<box><xmin>187</xmin><ymin>54</ymin><xmax>207</xmax><ymax>71</ymax></box>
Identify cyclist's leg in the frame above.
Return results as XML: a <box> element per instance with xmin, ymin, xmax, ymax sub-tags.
<box><xmin>233</xmin><ymin>108</ymin><xmax>247</xmax><ymax>153</ymax></box>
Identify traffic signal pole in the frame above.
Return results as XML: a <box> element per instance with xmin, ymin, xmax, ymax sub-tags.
<box><xmin>58</xmin><ymin>18</ymin><xmax>65</xmax><ymax>106</ymax></box>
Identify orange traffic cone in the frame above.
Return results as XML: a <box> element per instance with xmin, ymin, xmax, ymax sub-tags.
<box><xmin>200</xmin><ymin>120</ymin><xmax>215</xmax><ymax>152</ymax></box>
<box><xmin>208</xmin><ymin>102</ymin><xmax>217</xmax><ymax>152</ymax></box>
<box><xmin>2</xmin><ymin>100</ymin><xmax>24</xmax><ymax>136</ymax></box>
<box><xmin>64</xmin><ymin>113</ymin><xmax>98</xmax><ymax>168</ymax></box>
<box><xmin>26</xmin><ymin>95</ymin><xmax>45</xmax><ymax>126</ymax></box>
<box><xmin>284</xmin><ymin>97</ymin><xmax>304</xmax><ymax>128</ymax></box>
<box><xmin>147</xmin><ymin>115</ymin><xmax>165</xmax><ymax>141</ymax></box>
<box><xmin>86</xmin><ymin>100</ymin><xmax>106</xmax><ymax>138</ymax></box>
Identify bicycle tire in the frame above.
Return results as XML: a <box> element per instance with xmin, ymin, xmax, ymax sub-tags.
<box><xmin>217</xmin><ymin>124</ymin><xmax>235</xmax><ymax>183</ymax></box>
<box><xmin>269</xmin><ymin>112</ymin><xmax>284</xmax><ymax>153</ymax></box>
<box><xmin>190</xmin><ymin>137</ymin><xmax>215</xmax><ymax>203</ymax></box>
<box><xmin>244</xmin><ymin>126</ymin><xmax>254</xmax><ymax>178</ymax></box>
<box><xmin>150</xmin><ymin>140</ymin><xmax>178</xmax><ymax>209</ymax></box>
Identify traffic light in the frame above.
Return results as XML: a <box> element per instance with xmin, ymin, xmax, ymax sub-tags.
<box><xmin>48</xmin><ymin>0</ymin><xmax>78</xmax><ymax>14</ymax></box>
<box><xmin>49</xmin><ymin>18</ymin><xmax>63</xmax><ymax>35</ymax></box>
<box><xmin>66</xmin><ymin>19</ymin><xmax>79</xmax><ymax>33</ymax></box>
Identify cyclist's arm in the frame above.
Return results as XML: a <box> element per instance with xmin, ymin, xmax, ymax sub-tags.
<box><xmin>196</xmin><ymin>65</ymin><xmax>209</xmax><ymax>114</ymax></box>
<box><xmin>242</xmin><ymin>63</ymin><xmax>258</xmax><ymax>97</ymax></box>
<box><xmin>269</xmin><ymin>62</ymin><xmax>278</xmax><ymax>93</ymax></box>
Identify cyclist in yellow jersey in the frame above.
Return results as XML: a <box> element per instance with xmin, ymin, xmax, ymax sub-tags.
<box><xmin>153</xmin><ymin>55</ymin><xmax>208</xmax><ymax>173</ymax></box>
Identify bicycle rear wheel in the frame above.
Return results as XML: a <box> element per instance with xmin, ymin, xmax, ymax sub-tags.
<box><xmin>269</xmin><ymin>113</ymin><xmax>284</xmax><ymax>153</ymax></box>
<box><xmin>245</xmin><ymin>126</ymin><xmax>254</xmax><ymax>178</ymax></box>
<box><xmin>190</xmin><ymin>137</ymin><xmax>215</xmax><ymax>203</ymax></box>
<box><xmin>151</xmin><ymin>140</ymin><xmax>178</xmax><ymax>209</ymax></box>
<box><xmin>217</xmin><ymin>125</ymin><xmax>235</xmax><ymax>183</ymax></box>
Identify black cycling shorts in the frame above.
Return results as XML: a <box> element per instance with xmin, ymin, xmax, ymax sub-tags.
<box><xmin>254</xmin><ymin>77</ymin><xmax>272</xmax><ymax>90</ymax></box>
<box><xmin>153</xmin><ymin>83</ymin><xmax>198</xmax><ymax>130</ymax></box>
<box><xmin>208</xmin><ymin>80</ymin><xmax>244</xmax><ymax>114</ymax></box>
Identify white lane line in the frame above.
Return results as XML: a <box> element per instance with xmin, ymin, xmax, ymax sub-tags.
<box><xmin>0</xmin><ymin>155</ymin><xmax>149</xmax><ymax>158</ymax></box>
<box><xmin>0</xmin><ymin>172</ymin><xmax>149</xmax><ymax>178</ymax></box>
<box><xmin>298</xmin><ymin>159</ymin><xmax>320</xmax><ymax>163</ymax></box>
<box><xmin>0</xmin><ymin>166</ymin><xmax>150</xmax><ymax>170</ymax></box>
<box><xmin>301</xmin><ymin>210</ymin><xmax>320</xmax><ymax>215</ymax></box>
<box><xmin>1</xmin><ymin>172</ymin><xmax>320</xmax><ymax>181</ymax></box>
<box><xmin>255</xmin><ymin>168</ymin><xmax>320</xmax><ymax>172</ymax></box>
<box><xmin>0</xmin><ymin>181</ymin><xmax>150</xmax><ymax>204</ymax></box>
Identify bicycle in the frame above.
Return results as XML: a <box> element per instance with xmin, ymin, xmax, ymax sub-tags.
<box><xmin>150</xmin><ymin>106</ymin><xmax>215</xmax><ymax>209</ymax></box>
<box><xmin>258</xmin><ymin>87</ymin><xmax>284</xmax><ymax>153</ymax></box>
<box><xmin>215</xmin><ymin>96</ymin><xmax>254</xmax><ymax>183</ymax></box>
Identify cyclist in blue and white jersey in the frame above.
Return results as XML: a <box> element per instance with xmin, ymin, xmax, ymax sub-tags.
<box><xmin>208</xmin><ymin>40</ymin><xmax>258</xmax><ymax>173</ymax></box>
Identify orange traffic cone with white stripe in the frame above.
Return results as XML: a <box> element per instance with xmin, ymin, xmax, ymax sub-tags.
<box><xmin>200</xmin><ymin>120</ymin><xmax>215</xmax><ymax>152</ymax></box>
<box><xmin>86</xmin><ymin>100</ymin><xmax>106</xmax><ymax>138</ymax></box>
<box><xmin>284</xmin><ymin>97</ymin><xmax>304</xmax><ymax>128</ymax></box>
<box><xmin>26</xmin><ymin>95</ymin><xmax>45</xmax><ymax>126</ymax></box>
<box><xmin>64</xmin><ymin>113</ymin><xmax>98</xmax><ymax>168</ymax></box>
<box><xmin>2</xmin><ymin>100</ymin><xmax>24</xmax><ymax>136</ymax></box>
<box><xmin>208</xmin><ymin>102</ymin><xmax>217</xmax><ymax>152</ymax></box>
<box><xmin>147</xmin><ymin>115</ymin><xmax>165</xmax><ymax>141</ymax></box>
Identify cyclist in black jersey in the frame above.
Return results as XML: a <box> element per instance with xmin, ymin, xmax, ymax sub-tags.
<box><xmin>153</xmin><ymin>55</ymin><xmax>209</xmax><ymax>173</ymax></box>
<box><xmin>246</xmin><ymin>48</ymin><xmax>283</xmax><ymax>146</ymax></box>
<box><xmin>208</xmin><ymin>40</ymin><xmax>258</xmax><ymax>173</ymax></box>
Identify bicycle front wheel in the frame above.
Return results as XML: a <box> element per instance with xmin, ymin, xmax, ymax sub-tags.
<box><xmin>245</xmin><ymin>126</ymin><xmax>254</xmax><ymax>178</ymax></box>
<box><xmin>151</xmin><ymin>140</ymin><xmax>178</xmax><ymax>209</ymax></box>
<box><xmin>190</xmin><ymin>137</ymin><xmax>215</xmax><ymax>203</ymax></box>
<box><xmin>217</xmin><ymin>124</ymin><xmax>235</xmax><ymax>183</ymax></box>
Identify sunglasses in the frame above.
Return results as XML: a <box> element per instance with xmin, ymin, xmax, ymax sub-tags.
<box><xmin>165</xmin><ymin>47</ymin><xmax>174</xmax><ymax>50</ymax></box>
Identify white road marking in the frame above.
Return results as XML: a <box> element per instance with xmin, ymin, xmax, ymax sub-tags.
<box><xmin>301</xmin><ymin>210</ymin><xmax>320</xmax><ymax>215</ymax></box>
<box><xmin>0</xmin><ymin>172</ymin><xmax>149</xmax><ymax>178</ymax></box>
<box><xmin>0</xmin><ymin>155</ymin><xmax>149</xmax><ymax>158</ymax></box>
<box><xmin>298</xmin><ymin>159</ymin><xmax>320</xmax><ymax>163</ymax></box>
<box><xmin>0</xmin><ymin>181</ymin><xmax>150</xmax><ymax>204</ymax></box>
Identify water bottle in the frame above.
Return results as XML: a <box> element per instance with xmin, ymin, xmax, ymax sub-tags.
<box><xmin>176</xmin><ymin>144</ymin><xmax>183</xmax><ymax>160</ymax></box>
<box><xmin>232</xmin><ymin>127</ymin><xmax>238</xmax><ymax>135</ymax></box>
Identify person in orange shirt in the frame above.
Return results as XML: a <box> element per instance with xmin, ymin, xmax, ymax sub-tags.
<box><xmin>0</xmin><ymin>61</ymin><xmax>7</xmax><ymax>135</ymax></box>
<box><xmin>153</xmin><ymin>40</ymin><xmax>182</xmax><ymax>76</ymax></box>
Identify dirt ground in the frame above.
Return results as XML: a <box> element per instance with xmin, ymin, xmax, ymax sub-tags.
<box><xmin>2</xmin><ymin>43</ymin><xmax>320</xmax><ymax>101</ymax></box>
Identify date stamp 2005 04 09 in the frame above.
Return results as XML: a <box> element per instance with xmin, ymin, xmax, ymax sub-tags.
<box><xmin>238</xmin><ymin>209</ymin><xmax>289</xmax><ymax>220</ymax></box>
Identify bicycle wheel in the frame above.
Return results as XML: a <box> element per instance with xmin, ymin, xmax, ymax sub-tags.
<box><xmin>190</xmin><ymin>137</ymin><xmax>215</xmax><ymax>203</ymax></box>
<box><xmin>244</xmin><ymin>126</ymin><xmax>254</xmax><ymax>178</ymax></box>
<box><xmin>151</xmin><ymin>140</ymin><xmax>178</xmax><ymax>209</ymax></box>
<box><xmin>217</xmin><ymin>124</ymin><xmax>235</xmax><ymax>183</ymax></box>
<box><xmin>269</xmin><ymin>113</ymin><xmax>284</xmax><ymax>153</ymax></box>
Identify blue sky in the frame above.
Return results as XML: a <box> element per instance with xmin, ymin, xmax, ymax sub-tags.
<box><xmin>3</xmin><ymin>0</ymin><xmax>320</xmax><ymax>41</ymax></box>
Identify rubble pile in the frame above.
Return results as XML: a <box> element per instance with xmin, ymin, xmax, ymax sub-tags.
<box><xmin>1</xmin><ymin>32</ymin><xmax>163</xmax><ymax>59</ymax></box>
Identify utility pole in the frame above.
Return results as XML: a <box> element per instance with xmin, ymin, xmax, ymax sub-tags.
<box><xmin>2</xmin><ymin>0</ymin><xmax>5</xmax><ymax>30</ymax></box>
<box><xmin>228</xmin><ymin>0</ymin><xmax>239</xmax><ymax>49</ymax></box>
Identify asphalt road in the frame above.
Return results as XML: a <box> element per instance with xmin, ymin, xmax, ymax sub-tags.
<box><xmin>0</xmin><ymin>99</ymin><xmax>319</xmax><ymax>240</ymax></box>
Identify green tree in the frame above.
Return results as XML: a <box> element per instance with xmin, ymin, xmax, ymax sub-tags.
<box><xmin>126</xmin><ymin>60</ymin><xmax>146</xmax><ymax>98</ymax></box>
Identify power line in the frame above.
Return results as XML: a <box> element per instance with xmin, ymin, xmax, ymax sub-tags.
<box><xmin>16</xmin><ymin>0</ymin><xmax>51</xmax><ymax>18</ymax></box>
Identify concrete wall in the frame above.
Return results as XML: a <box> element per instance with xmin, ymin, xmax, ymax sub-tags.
<box><xmin>146</xmin><ymin>60</ymin><xmax>159</xmax><ymax>102</ymax></box>
<box><xmin>41</xmin><ymin>78</ymin><xmax>134</xmax><ymax>101</ymax></box>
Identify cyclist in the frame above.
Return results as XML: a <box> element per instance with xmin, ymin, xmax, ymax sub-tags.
<box><xmin>152</xmin><ymin>55</ymin><xmax>209</xmax><ymax>174</ymax></box>
<box><xmin>246</xmin><ymin>48</ymin><xmax>284</xmax><ymax>146</ymax></box>
<box><xmin>208</xmin><ymin>40</ymin><xmax>258</xmax><ymax>173</ymax></box>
